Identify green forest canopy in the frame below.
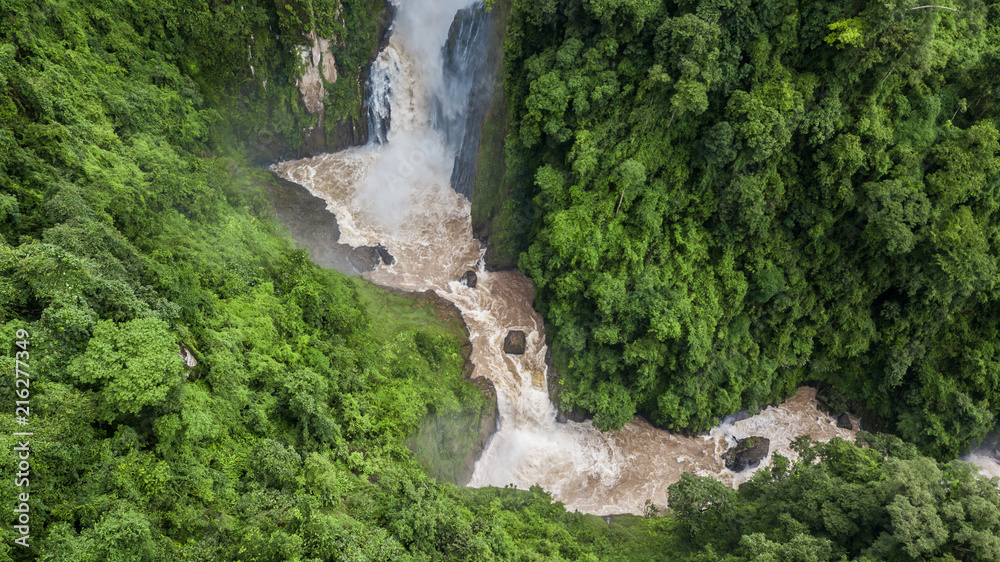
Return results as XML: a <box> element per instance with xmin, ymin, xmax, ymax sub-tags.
<box><xmin>0</xmin><ymin>0</ymin><xmax>644</xmax><ymax>558</ymax></box>
<box><xmin>0</xmin><ymin>0</ymin><xmax>998</xmax><ymax>559</ymax></box>
<box><xmin>502</xmin><ymin>0</ymin><xmax>1000</xmax><ymax>459</ymax></box>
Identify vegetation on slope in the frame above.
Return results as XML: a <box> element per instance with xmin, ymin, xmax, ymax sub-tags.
<box><xmin>469</xmin><ymin>0</ymin><xmax>527</xmax><ymax>270</ymax></box>
<box><xmin>670</xmin><ymin>433</ymin><xmax>1000</xmax><ymax>561</ymax></box>
<box><xmin>0</xmin><ymin>0</ymin><xmax>661</xmax><ymax>559</ymax></box>
<box><xmin>2</xmin><ymin>0</ymin><xmax>997</xmax><ymax>560</ymax></box>
<box><xmin>501</xmin><ymin>0</ymin><xmax>1000</xmax><ymax>458</ymax></box>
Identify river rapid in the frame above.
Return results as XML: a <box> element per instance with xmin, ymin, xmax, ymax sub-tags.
<box><xmin>271</xmin><ymin>0</ymin><xmax>996</xmax><ymax>515</ymax></box>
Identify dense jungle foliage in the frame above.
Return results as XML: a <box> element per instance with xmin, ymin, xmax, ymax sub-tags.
<box><xmin>1</xmin><ymin>0</ymin><xmax>997</xmax><ymax>559</ymax></box>
<box><xmin>670</xmin><ymin>432</ymin><xmax>1000</xmax><ymax>561</ymax></box>
<box><xmin>503</xmin><ymin>0</ymin><xmax>1000</xmax><ymax>458</ymax></box>
<box><xmin>0</xmin><ymin>0</ymin><xmax>668</xmax><ymax>559</ymax></box>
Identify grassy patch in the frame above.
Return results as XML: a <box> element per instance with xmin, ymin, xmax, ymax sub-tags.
<box><xmin>600</xmin><ymin>515</ymin><xmax>689</xmax><ymax>561</ymax></box>
<box><xmin>348</xmin><ymin>276</ymin><xmax>467</xmax><ymax>342</ymax></box>
<box><xmin>348</xmin><ymin>276</ymin><xmax>495</xmax><ymax>485</ymax></box>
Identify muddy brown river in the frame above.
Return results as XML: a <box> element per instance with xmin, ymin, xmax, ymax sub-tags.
<box><xmin>272</xmin><ymin>0</ymin><xmax>995</xmax><ymax>515</ymax></box>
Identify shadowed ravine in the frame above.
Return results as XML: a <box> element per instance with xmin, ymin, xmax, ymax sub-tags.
<box><xmin>270</xmin><ymin>0</ymin><xmax>996</xmax><ymax>515</ymax></box>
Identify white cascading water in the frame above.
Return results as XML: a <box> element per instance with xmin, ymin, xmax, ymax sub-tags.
<box><xmin>962</xmin><ymin>428</ymin><xmax>1000</xmax><ymax>480</ymax></box>
<box><xmin>272</xmin><ymin>0</ymin><xmax>996</xmax><ymax>514</ymax></box>
<box><xmin>366</xmin><ymin>51</ymin><xmax>394</xmax><ymax>145</ymax></box>
<box><xmin>963</xmin><ymin>453</ymin><xmax>1000</xmax><ymax>480</ymax></box>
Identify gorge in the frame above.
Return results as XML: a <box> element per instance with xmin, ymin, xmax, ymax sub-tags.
<box><xmin>265</xmin><ymin>0</ymin><xmax>932</xmax><ymax>516</ymax></box>
<box><xmin>3</xmin><ymin>0</ymin><xmax>999</xmax><ymax>557</ymax></box>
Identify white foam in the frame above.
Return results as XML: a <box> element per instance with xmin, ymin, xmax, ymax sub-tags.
<box><xmin>272</xmin><ymin>0</ymin><xmax>864</xmax><ymax>515</ymax></box>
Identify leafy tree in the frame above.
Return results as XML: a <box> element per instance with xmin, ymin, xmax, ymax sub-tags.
<box><xmin>69</xmin><ymin>318</ymin><xmax>183</xmax><ymax>420</ymax></box>
<box><xmin>673</xmin><ymin>435</ymin><xmax>1000</xmax><ymax>561</ymax></box>
<box><xmin>500</xmin><ymin>0</ymin><xmax>1000</xmax><ymax>458</ymax></box>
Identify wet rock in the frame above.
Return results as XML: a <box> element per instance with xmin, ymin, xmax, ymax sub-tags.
<box><xmin>444</xmin><ymin>2</ymin><xmax>494</xmax><ymax>199</ymax></box>
<box><xmin>556</xmin><ymin>409</ymin><xmax>590</xmax><ymax>424</ymax></box>
<box><xmin>375</xmin><ymin>243</ymin><xmax>395</xmax><ymax>265</ymax></box>
<box><xmin>723</xmin><ymin>436</ymin><xmax>770</xmax><ymax>472</ymax></box>
<box><xmin>545</xmin><ymin>346</ymin><xmax>559</xmax><ymax>404</ymax></box>
<box><xmin>460</xmin><ymin>270</ymin><xmax>478</xmax><ymax>288</ymax></box>
<box><xmin>503</xmin><ymin>330</ymin><xmax>526</xmax><ymax>355</ymax></box>
<box><xmin>178</xmin><ymin>342</ymin><xmax>198</xmax><ymax>368</ymax></box>
<box><xmin>974</xmin><ymin>426</ymin><xmax>1000</xmax><ymax>459</ymax></box>
<box><xmin>375</xmin><ymin>0</ymin><xmax>396</xmax><ymax>54</ymax></box>
<box><xmin>726</xmin><ymin>410</ymin><xmax>751</xmax><ymax>424</ymax></box>
<box><xmin>266</xmin><ymin>172</ymin><xmax>356</xmax><ymax>273</ymax></box>
<box><xmin>349</xmin><ymin>246</ymin><xmax>381</xmax><ymax>273</ymax></box>
<box><xmin>837</xmin><ymin>413</ymin><xmax>855</xmax><ymax>430</ymax></box>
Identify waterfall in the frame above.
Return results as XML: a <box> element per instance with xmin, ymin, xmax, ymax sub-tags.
<box><xmin>444</xmin><ymin>2</ymin><xmax>495</xmax><ymax>199</ymax></box>
<box><xmin>366</xmin><ymin>55</ymin><xmax>393</xmax><ymax>145</ymax></box>
<box><xmin>363</xmin><ymin>0</ymin><xmax>492</xmax><ymax>195</ymax></box>
<box><xmin>962</xmin><ymin>426</ymin><xmax>1000</xmax><ymax>480</ymax></box>
<box><xmin>435</xmin><ymin>2</ymin><xmax>490</xmax><ymax>153</ymax></box>
<box><xmin>271</xmin><ymin>0</ymin><xmax>1000</xmax><ymax>516</ymax></box>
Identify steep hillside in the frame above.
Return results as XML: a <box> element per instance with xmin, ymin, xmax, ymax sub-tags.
<box><xmin>500</xmin><ymin>0</ymin><xmax>1000</xmax><ymax>459</ymax></box>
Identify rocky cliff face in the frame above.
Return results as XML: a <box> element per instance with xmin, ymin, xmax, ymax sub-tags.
<box><xmin>441</xmin><ymin>2</ymin><xmax>494</xmax><ymax>199</ymax></box>
<box><xmin>250</xmin><ymin>0</ymin><xmax>396</xmax><ymax>164</ymax></box>
<box><xmin>464</xmin><ymin>0</ymin><xmax>520</xmax><ymax>270</ymax></box>
<box><xmin>295</xmin><ymin>31</ymin><xmax>340</xmax><ymax>114</ymax></box>
<box><xmin>296</xmin><ymin>1</ymin><xmax>397</xmax><ymax>158</ymax></box>
<box><xmin>265</xmin><ymin>172</ymin><xmax>356</xmax><ymax>273</ymax></box>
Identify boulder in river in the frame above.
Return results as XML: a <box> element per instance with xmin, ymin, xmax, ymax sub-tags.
<box><xmin>349</xmin><ymin>246</ymin><xmax>382</xmax><ymax>273</ymax></box>
<box><xmin>375</xmin><ymin>243</ymin><xmax>396</xmax><ymax>265</ymax></box>
<box><xmin>723</xmin><ymin>436</ymin><xmax>770</xmax><ymax>472</ymax></box>
<box><xmin>460</xmin><ymin>270</ymin><xmax>477</xmax><ymax>288</ymax></box>
<box><xmin>837</xmin><ymin>413</ymin><xmax>855</xmax><ymax>430</ymax></box>
<box><xmin>503</xmin><ymin>330</ymin><xmax>526</xmax><ymax>355</ymax></box>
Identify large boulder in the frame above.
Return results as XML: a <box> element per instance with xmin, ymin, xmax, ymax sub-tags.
<box><xmin>375</xmin><ymin>243</ymin><xmax>395</xmax><ymax>265</ymax></box>
<box><xmin>460</xmin><ymin>270</ymin><xmax>477</xmax><ymax>288</ymax></box>
<box><xmin>723</xmin><ymin>436</ymin><xmax>770</xmax><ymax>472</ymax></box>
<box><xmin>266</xmin><ymin>172</ymin><xmax>357</xmax><ymax>273</ymax></box>
<box><xmin>837</xmin><ymin>413</ymin><xmax>855</xmax><ymax>430</ymax></box>
<box><xmin>348</xmin><ymin>246</ymin><xmax>381</xmax><ymax>273</ymax></box>
<box><xmin>503</xmin><ymin>330</ymin><xmax>526</xmax><ymax>355</ymax></box>
<box><xmin>349</xmin><ymin>244</ymin><xmax>395</xmax><ymax>273</ymax></box>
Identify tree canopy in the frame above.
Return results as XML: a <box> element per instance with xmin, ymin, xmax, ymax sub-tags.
<box><xmin>3</xmin><ymin>0</ymin><xmax>998</xmax><ymax>559</ymax></box>
<box><xmin>669</xmin><ymin>433</ymin><xmax>1000</xmax><ymax>561</ymax></box>
<box><xmin>0</xmin><ymin>0</ymin><xmax>674</xmax><ymax>559</ymax></box>
<box><xmin>501</xmin><ymin>0</ymin><xmax>1000</xmax><ymax>458</ymax></box>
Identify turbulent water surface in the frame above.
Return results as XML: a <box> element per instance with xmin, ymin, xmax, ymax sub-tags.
<box><xmin>963</xmin><ymin>428</ymin><xmax>1000</xmax><ymax>480</ymax></box>
<box><xmin>272</xmin><ymin>0</ymin><xmax>996</xmax><ymax>515</ymax></box>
